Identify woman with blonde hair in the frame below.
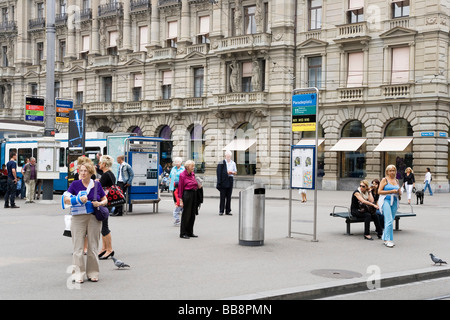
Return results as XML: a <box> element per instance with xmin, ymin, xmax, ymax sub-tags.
<box><xmin>402</xmin><ymin>167</ymin><xmax>415</xmax><ymax>204</ymax></box>
<box><xmin>64</xmin><ymin>158</ymin><xmax>107</xmax><ymax>283</ymax></box>
<box><xmin>378</xmin><ymin>164</ymin><xmax>402</xmax><ymax>248</ymax></box>
<box><xmin>350</xmin><ymin>180</ymin><xmax>382</xmax><ymax>240</ymax></box>
<box><xmin>97</xmin><ymin>155</ymin><xmax>116</xmax><ymax>260</ymax></box>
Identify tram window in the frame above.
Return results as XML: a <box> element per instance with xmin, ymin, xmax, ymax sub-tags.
<box><xmin>33</xmin><ymin>148</ymin><xmax>37</xmax><ymax>159</ymax></box>
<box><xmin>59</xmin><ymin>148</ymin><xmax>65</xmax><ymax>167</ymax></box>
<box><xmin>8</xmin><ymin>148</ymin><xmax>17</xmax><ymax>160</ymax></box>
<box><xmin>85</xmin><ymin>147</ymin><xmax>100</xmax><ymax>165</ymax></box>
<box><xmin>18</xmin><ymin>148</ymin><xmax>32</xmax><ymax>167</ymax></box>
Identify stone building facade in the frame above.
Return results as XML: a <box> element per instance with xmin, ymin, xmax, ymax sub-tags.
<box><xmin>0</xmin><ymin>0</ymin><xmax>449</xmax><ymax>191</ymax></box>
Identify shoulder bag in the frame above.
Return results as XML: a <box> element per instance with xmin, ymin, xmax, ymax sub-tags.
<box><xmin>93</xmin><ymin>181</ymin><xmax>109</xmax><ymax>221</ymax></box>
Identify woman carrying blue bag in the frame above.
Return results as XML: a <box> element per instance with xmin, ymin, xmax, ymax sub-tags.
<box><xmin>63</xmin><ymin>158</ymin><xmax>107</xmax><ymax>284</ymax></box>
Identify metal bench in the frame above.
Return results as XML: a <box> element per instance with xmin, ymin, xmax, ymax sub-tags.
<box><xmin>330</xmin><ymin>205</ymin><xmax>416</xmax><ymax>235</ymax></box>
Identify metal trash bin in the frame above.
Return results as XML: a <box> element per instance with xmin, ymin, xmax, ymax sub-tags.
<box><xmin>239</xmin><ymin>184</ymin><xmax>265</xmax><ymax>246</ymax></box>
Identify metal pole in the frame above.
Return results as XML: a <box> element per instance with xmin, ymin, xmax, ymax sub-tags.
<box><xmin>43</xmin><ymin>0</ymin><xmax>56</xmax><ymax>200</ymax></box>
<box><xmin>45</xmin><ymin>0</ymin><xmax>55</xmax><ymax>137</ymax></box>
<box><xmin>312</xmin><ymin>87</ymin><xmax>319</xmax><ymax>242</ymax></box>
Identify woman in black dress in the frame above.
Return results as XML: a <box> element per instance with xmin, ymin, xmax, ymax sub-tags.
<box><xmin>97</xmin><ymin>155</ymin><xmax>116</xmax><ymax>260</ymax></box>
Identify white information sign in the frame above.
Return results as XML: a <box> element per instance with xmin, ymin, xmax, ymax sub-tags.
<box><xmin>291</xmin><ymin>146</ymin><xmax>315</xmax><ymax>190</ymax></box>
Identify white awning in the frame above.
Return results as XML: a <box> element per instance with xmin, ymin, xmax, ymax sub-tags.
<box><xmin>330</xmin><ymin>138</ymin><xmax>366</xmax><ymax>151</ymax></box>
<box><xmin>296</xmin><ymin>139</ymin><xmax>325</xmax><ymax>146</ymax></box>
<box><xmin>373</xmin><ymin>137</ymin><xmax>413</xmax><ymax>152</ymax></box>
<box><xmin>223</xmin><ymin>139</ymin><xmax>257</xmax><ymax>151</ymax></box>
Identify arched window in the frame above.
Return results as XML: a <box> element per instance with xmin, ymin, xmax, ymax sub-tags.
<box><xmin>190</xmin><ymin>125</ymin><xmax>205</xmax><ymax>173</ymax></box>
<box><xmin>383</xmin><ymin>119</ymin><xmax>413</xmax><ymax>179</ymax></box>
<box><xmin>339</xmin><ymin>120</ymin><xmax>366</xmax><ymax>178</ymax></box>
<box><xmin>159</xmin><ymin>125</ymin><xmax>173</xmax><ymax>168</ymax></box>
<box><xmin>131</xmin><ymin>126</ymin><xmax>143</xmax><ymax>136</ymax></box>
<box><xmin>234</xmin><ymin>122</ymin><xmax>256</xmax><ymax>176</ymax></box>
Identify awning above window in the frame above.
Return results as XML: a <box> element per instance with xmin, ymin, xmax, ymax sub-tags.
<box><xmin>296</xmin><ymin>138</ymin><xmax>325</xmax><ymax>146</ymax></box>
<box><xmin>373</xmin><ymin>137</ymin><xmax>413</xmax><ymax>152</ymax></box>
<box><xmin>223</xmin><ymin>139</ymin><xmax>257</xmax><ymax>151</ymax></box>
<box><xmin>330</xmin><ymin>138</ymin><xmax>366</xmax><ymax>151</ymax></box>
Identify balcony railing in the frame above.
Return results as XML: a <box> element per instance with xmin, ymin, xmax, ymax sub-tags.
<box><xmin>98</xmin><ymin>2</ymin><xmax>123</xmax><ymax>19</ymax></box>
<box><xmin>0</xmin><ymin>21</ymin><xmax>17</xmax><ymax>33</ymax></box>
<box><xmin>214</xmin><ymin>33</ymin><xmax>271</xmax><ymax>54</ymax></box>
<box><xmin>150</xmin><ymin>47</ymin><xmax>177</xmax><ymax>61</ymax></box>
<box><xmin>29</xmin><ymin>18</ymin><xmax>45</xmax><ymax>31</ymax></box>
<box><xmin>338</xmin><ymin>87</ymin><xmax>365</xmax><ymax>101</ymax></box>
<box><xmin>131</xmin><ymin>0</ymin><xmax>151</xmax><ymax>13</ymax></box>
<box><xmin>79</xmin><ymin>8</ymin><xmax>92</xmax><ymax>22</ymax></box>
<box><xmin>158</xmin><ymin>0</ymin><xmax>181</xmax><ymax>8</ymax></box>
<box><xmin>215</xmin><ymin>92</ymin><xmax>268</xmax><ymax>106</ymax></box>
<box><xmin>55</xmin><ymin>13</ymin><xmax>68</xmax><ymax>26</ymax></box>
<box><xmin>335</xmin><ymin>22</ymin><xmax>369</xmax><ymax>41</ymax></box>
<box><xmin>382</xmin><ymin>84</ymin><xmax>410</xmax><ymax>98</ymax></box>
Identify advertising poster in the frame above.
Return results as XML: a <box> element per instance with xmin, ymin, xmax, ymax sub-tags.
<box><xmin>68</xmin><ymin>109</ymin><xmax>86</xmax><ymax>150</ymax></box>
<box><xmin>25</xmin><ymin>96</ymin><xmax>45</xmax><ymax>122</ymax></box>
<box><xmin>291</xmin><ymin>146</ymin><xmax>315</xmax><ymax>190</ymax></box>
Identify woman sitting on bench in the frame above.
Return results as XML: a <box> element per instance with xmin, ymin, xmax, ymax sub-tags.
<box><xmin>350</xmin><ymin>180</ymin><xmax>383</xmax><ymax>241</ymax></box>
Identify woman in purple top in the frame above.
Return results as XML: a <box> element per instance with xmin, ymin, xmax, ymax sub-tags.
<box><xmin>178</xmin><ymin>160</ymin><xmax>200</xmax><ymax>239</ymax></box>
<box><xmin>64</xmin><ymin>159</ymin><xmax>107</xmax><ymax>283</ymax></box>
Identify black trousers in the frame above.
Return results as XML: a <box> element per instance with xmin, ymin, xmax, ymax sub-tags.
<box><xmin>115</xmin><ymin>181</ymin><xmax>128</xmax><ymax>214</ymax></box>
<box><xmin>4</xmin><ymin>178</ymin><xmax>17</xmax><ymax>206</ymax></box>
<box><xmin>180</xmin><ymin>189</ymin><xmax>197</xmax><ymax>237</ymax></box>
<box><xmin>352</xmin><ymin>210</ymin><xmax>383</xmax><ymax>236</ymax></box>
<box><xmin>219</xmin><ymin>177</ymin><xmax>233</xmax><ymax>214</ymax></box>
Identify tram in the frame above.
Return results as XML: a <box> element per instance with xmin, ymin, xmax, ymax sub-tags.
<box><xmin>1</xmin><ymin>132</ymin><xmax>108</xmax><ymax>192</ymax></box>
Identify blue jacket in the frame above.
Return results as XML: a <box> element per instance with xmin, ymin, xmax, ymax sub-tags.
<box><xmin>117</xmin><ymin>162</ymin><xmax>134</xmax><ymax>185</ymax></box>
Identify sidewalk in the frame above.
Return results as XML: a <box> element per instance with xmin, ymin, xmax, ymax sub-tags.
<box><xmin>0</xmin><ymin>188</ymin><xmax>449</xmax><ymax>300</ymax></box>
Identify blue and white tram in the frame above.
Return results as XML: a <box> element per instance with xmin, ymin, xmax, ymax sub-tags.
<box><xmin>1</xmin><ymin>132</ymin><xmax>108</xmax><ymax>192</ymax></box>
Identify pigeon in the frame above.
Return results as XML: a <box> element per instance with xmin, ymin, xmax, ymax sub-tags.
<box><xmin>430</xmin><ymin>253</ymin><xmax>447</xmax><ymax>266</ymax></box>
<box><xmin>112</xmin><ymin>257</ymin><xmax>130</xmax><ymax>269</ymax></box>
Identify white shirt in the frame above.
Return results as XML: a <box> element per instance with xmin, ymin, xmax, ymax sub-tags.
<box><xmin>225</xmin><ymin>159</ymin><xmax>237</xmax><ymax>177</ymax></box>
<box><xmin>118</xmin><ymin>163</ymin><xmax>124</xmax><ymax>182</ymax></box>
<box><xmin>425</xmin><ymin>172</ymin><xmax>432</xmax><ymax>183</ymax></box>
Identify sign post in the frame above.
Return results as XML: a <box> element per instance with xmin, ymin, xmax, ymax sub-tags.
<box><xmin>55</xmin><ymin>98</ymin><xmax>73</xmax><ymax>124</ymax></box>
<box><xmin>25</xmin><ymin>96</ymin><xmax>45</xmax><ymax>123</ymax></box>
<box><xmin>289</xmin><ymin>88</ymin><xmax>319</xmax><ymax>242</ymax></box>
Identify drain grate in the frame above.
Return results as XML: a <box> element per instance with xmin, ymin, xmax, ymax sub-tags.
<box><xmin>311</xmin><ymin>269</ymin><xmax>363</xmax><ymax>279</ymax></box>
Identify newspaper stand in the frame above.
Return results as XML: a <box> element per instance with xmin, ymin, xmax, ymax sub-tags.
<box><xmin>124</xmin><ymin>137</ymin><xmax>163</xmax><ymax>213</ymax></box>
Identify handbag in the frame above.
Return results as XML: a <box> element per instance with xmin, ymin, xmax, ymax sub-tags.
<box><xmin>93</xmin><ymin>181</ymin><xmax>109</xmax><ymax>221</ymax></box>
<box><xmin>105</xmin><ymin>184</ymin><xmax>126</xmax><ymax>207</ymax></box>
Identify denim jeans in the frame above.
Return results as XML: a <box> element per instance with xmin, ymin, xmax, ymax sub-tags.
<box><xmin>382</xmin><ymin>198</ymin><xmax>398</xmax><ymax>242</ymax></box>
<box><xmin>424</xmin><ymin>180</ymin><xmax>433</xmax><ymax>195</ymax></box>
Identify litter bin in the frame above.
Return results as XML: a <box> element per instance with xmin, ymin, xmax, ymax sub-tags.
<box><xmin>239</xmin><ymin>184</ymin><xmax>265</xmax><ymax>246</ymax></box>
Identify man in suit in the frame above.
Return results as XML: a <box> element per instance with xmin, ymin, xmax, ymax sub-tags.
<box><xmin>114</xmin><ymin>155</ymin><xmax>134</xmax><ymax>216</ymax></box>
<box><xmin>216</xmin><ymin>150</ymin><xmax>237</xmax><ymax>216</ymax></box>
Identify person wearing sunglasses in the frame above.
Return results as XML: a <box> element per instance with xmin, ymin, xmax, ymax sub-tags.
<box><xmin>350</xmin><ymin>180</ymin><xmax>383</xmax><ymax>241</ymax></box>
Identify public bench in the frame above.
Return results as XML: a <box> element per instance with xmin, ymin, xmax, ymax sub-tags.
<box><xmin>330</xmin><ymin>205</ymin><xmax>416</xmax><ymax>235</ymax></box>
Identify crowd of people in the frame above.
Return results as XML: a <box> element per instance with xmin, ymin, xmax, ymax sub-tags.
<box><xmin>2</xmin><ymin>147</ymin><xmax>436</xmax><ymax>281</ymax></box>
<box><xmin>350</xmin><ymin>165</ymin><xmax>433</xmax><ymax>248</ymax></box>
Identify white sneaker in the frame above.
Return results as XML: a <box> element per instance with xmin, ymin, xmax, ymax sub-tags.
<box><xmin>385</xmin><ymin>241</ymin><xmax>395</xmax><ymax>248</ymax></box>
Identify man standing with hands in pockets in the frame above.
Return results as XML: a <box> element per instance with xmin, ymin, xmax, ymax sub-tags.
<box><xmin>216</xmin><ymin>150</ymin><xmax>237</xmax><ymax>216</ymax></box>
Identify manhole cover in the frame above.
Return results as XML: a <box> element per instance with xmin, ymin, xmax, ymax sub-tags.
<box><xmin>311</xmin><ymin>269</ymin><xmax>363</xmax><ymax>279</ymax></box>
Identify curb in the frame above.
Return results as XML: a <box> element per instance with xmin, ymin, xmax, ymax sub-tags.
<box><xmin>222</xmin><ymin>267</ymin><xmax>450</xmax><ymax>300</ymax></box>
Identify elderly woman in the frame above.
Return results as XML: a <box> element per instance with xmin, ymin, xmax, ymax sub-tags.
<box><xmin>97</xmin><ymin>155</ymin><xmax>116</xmax><ymax>260</ymax></box>
<box><xmin>178</xmin><ymin>160</ymin><xmax>200</xmax><ymax>239</ymax></box>
<box><xmin>64</xmin><ymin>158</ymin><xmax>107</xmax><ymax>283</ymax></box>
<box><xmin>169</xmin><ymin>157</ymin><xmax>185</xmax><ymax>192</ymax></box>
<box><xmin>378</xmin><ymin>164</ymin><xmax>402</xmax><ymax>248</ymax></box>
